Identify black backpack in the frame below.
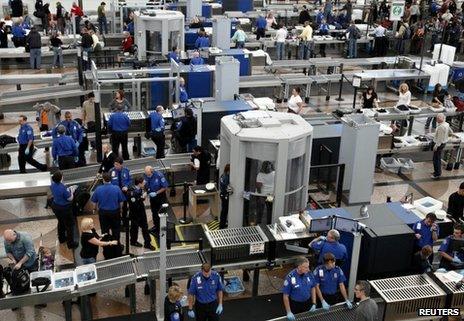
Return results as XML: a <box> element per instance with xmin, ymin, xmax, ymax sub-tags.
<box><xmin>100</xmin><ymin>234</ymin><xmax>124</xmax><ymax>260</ymax></box>
<box><xmin>3</xmin><ymin>267</ymin><xmax>30</xmax><ymax>295</ymax></box>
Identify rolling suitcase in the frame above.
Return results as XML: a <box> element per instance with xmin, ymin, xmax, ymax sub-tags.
<box><xmin>73</xmin><ymin>174</ymin><xmax>100</xmax><ymax>215</ymax></box>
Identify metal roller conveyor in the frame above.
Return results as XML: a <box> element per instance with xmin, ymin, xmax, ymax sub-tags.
<box><xmin>370</xmin><ymin>274</ymin><xmax>446</xmax><ymax>321</ymax></box>
<box><xmin>76</xmin><ymin>256</ymin><xmax>138</xmax><ymax>296</ymax></box>
<box><xmin>204</xmin><ymin>226</ymin><xmax>269</xmax><ymax>265</ymax></box>
<box><xmin>267</xmin><ymin>303</ymin><xmax>358</xmax><ymax>321</ymax></box>
<box><xmin>135</xmin><ymin>248</ymin><xmax>205</xmax><ymax>278</ymax></box>
<box><xmin>432</xmin><ymin>272</ymin><xmax>464</xmax><ymax>309</ymax></box>
<box><xmin>0</xmin><ymin>289</ymin><xmax>73</xmax><ymax>310</ymax></box>
<box><xmin>104</xmin><ymin>111</ymin><xmax>148</xmax><ymax>133</ymax></box>
<box><xmin>95</xmin><ymin>255</ymin><xmax>136</xmax><ymax>282</ymax></box>
<box><xmin>62</xmin><ymin>157</ymin><xmax>161</xmax><ymax>185</ymax></box>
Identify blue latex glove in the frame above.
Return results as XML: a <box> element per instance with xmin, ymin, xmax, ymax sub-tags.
<box><xmin>53</xmin><ymin>159</ymin><xmax>58</xmax><ymax>167</ymax></box>
<box><xmin>75</xmin><ymin>142</ymin><xmax>80</xmax><ymax>148</ymax></box>
<box><xmin>216</xmin><ymin>304</ymin><xmax>223</xmax><ymax>315</ymax></box>
<box><xmin>74</xmin><ymin>156</ymin><xmax>79</xmax><ymax>163</ymax></box>
<box><xmin>319</xmin><ymin>235</ymin><xmax>326</xmax><ymax>241</ymax></box>
<box><xmin>149</xmin><ymin>192</ymin><xmax>157</xmax><ymax>198</ymax></box>
<box><xmin>345</xmin><ymin>300</ymin><xmax>353</xmax><ymax>309</ymax></box>
<box><xmin>309</xmin><ymin>304</ymin><xmax>316</xmax><ymax>312</ymax></box>
<box><xmin>322</xmin><ymin>300</ymin><xmax>330</xmax><ymax>310</ymax></box>
<box><xmin>24</xmin><ymin>148</ymin><xmax>29</xmax><ymax>155</ymax></box>
<box><xmin>453</xmin><ymin>256</ymin><xmax>462</xmax><ymax>264</ymax></box>
<box><xmin>286</xmin><ymin>312</ymin><xmax>295</xmax><ymax>321</ymax></box>
<box><xmin>187</xmin><ymin>310</ymin><xmax>195</xmax><ymax>319</ymax></box>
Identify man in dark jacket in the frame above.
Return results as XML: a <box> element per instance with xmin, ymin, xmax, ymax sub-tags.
<box><xmin>10</xmin><ymin>0</ymin><xmax>23</xmax><ymax>18</ymax></box>
<box><xmin>27</xmin><ymin>27</ymin><xmax>42</xmax><ymax>69</ymax></box>
<box><xmin>298</xmin><ymin>5</ymin><xmax>311</xmax><ymax>25</ymax></box>
<box><xmin>80</xmin><ymin>28</ymin><xmax>93</xmax><ymax>70</ymax></box>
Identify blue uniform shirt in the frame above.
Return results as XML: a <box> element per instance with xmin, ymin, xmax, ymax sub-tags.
<box><xmin>195</xmin><ymin>36</ymin><xmax>210</xmax><ymax>48</ymax></box>
<box><xmin>108</xmin><ymin>112</ymin><xmax>131</xmax><ymax>132</ymax></box>
<box><xmin>150</xmin><ymin>112</ymin><xmax>165</xmax><ymax>133</ymax></box>
<box><xmin>168</xmin><ymin>51</ymin><xmax>180</xmax><ymax>63</ymax></box>
<box><xmin>313</xmin><ymin>265</ymin><xmax>346</xmax><ymax>295</ymax></box>
<box><xmin>439</xmin><ymin>236</ymin><xmax>464</xmax><ymax>261</ymax></box>
<box><xmin>190</xmin><ymin>56</ymin><xmax>205</xmax><ymax>65</ymax></box>
<box><xmin>179</xmin><ymin>86</ymin><xmax>188</xmax><ymax>103</ymax></box>
<box><xmin>50</xmin><ymin>182</ymin><xmax>72</xmax><ymax>206</ymax></box>
<box><xmin>282</xmin><ymin>268</ymin><xmax>316</xmax><ymax>302</ymax></box>
<box><xmin>311</xmin><ymin>240</ymin><xmax>348</xmax><ymax>264</ymax></box>
<box><xmin>91</xmin><ymin>183</ymin><xmax>126</xmax><ymax>211</ymax></box>
<box><xmin>144</xmin><ymin>171</ymin><xmax>169</xmax><ymax>194</ymax></box>
<box><xmin>414</xmin><ymin>219</ymin><xmax>439</xmax><ymax>248</ymax></box>
<box><xmin>11</xmin><ymin>25</ymin><xmax>26</xmax><ymax>38</ymax></box>
<box><xmin>256</xmin><ymin>16</ymin><xmax>267</xmax><ymax>29</ymax></box>
<box><xmin>319</xmin><ymin>23</ymin><xmax>329</xmax><ymax>35</ymax></box>
<box><xmin>17</xmin><ymin>123</ymin><xmax>34</xmax><ymax>145</ymax></box>
<box><xmin>188</xmin><ymin>271</ymin><xmax>224</xmax><ymax>304</ymax></box>
<box><xmin>52</xmin><ymin>135</ymin><xmax>78</xmax><ymax>160</ymax></box>
<box><xmin>52</xmin><ymin>120</ymin><xmax>84</xmax><ymax>143</ymax></box>
<box><xmin>109</xmin><ymin>167</ymin><xmax>132</xmax><ymax>189</ymax></box>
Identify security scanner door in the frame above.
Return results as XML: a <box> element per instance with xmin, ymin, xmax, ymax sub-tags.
<box><xmin>220</xmin><ymin>111</ymin><xmax>313</xmax><ymax>227</ymax></box>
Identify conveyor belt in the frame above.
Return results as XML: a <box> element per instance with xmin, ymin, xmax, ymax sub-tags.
<box><xmin>239</xmin><ymin>75</ymin><xmax>282</xmax><ymax>88</ymax></box>
<box><xmin>134</xmin><ymin>249</ymin><xmax>205</xmax><ymax>277</ymax></box>
<box><xmin>0</xmin><ymin>172</ymin><xmax>51</xmax><ymax>199</ymax></box>
<box><xmin>95</xmin><ymin>256</ymin><xmax>136</xmax><ymax>282</ymax></box>
<box><xmin>205</xmin><ymin>226</ymin><xmax>269</xmax><ymax>247</ymax></box>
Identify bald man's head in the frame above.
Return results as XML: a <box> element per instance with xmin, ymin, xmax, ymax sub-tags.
<box><xmin>3</xmin><ymin>229</ymin><xmax>17</xmax><ymax>243</ymax></box>
<box><xmin>144</xmin><ymin>166</ymin><xmax>153</xmax><ymax>176</ymax></box>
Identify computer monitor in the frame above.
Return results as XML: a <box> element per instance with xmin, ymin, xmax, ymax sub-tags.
<box><xmin>334</xmin><ymin>216</ymin><xmax>359</xmax><ymax>233</ymax></box>
<box><xmin>309</xmin><ymin>217</ymin><xmax>333</xmax><ymax>233</ymax></box>
<box><xmin>449</xmin><ymin>238</ymin><xmax>464</xmax><ymax>255</ymax></box>
<box><xmin>171</xmin><ymin>107</ymin><xmax>186</xmax><ymax>119</ymax></box>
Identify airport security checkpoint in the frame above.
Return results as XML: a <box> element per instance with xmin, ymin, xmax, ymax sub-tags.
<box><xmin>3</xmin><ymin>0</ymin><xmax>464</xmax><ymax>320</ymax></box>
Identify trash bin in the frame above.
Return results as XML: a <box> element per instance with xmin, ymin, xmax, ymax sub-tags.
<box><xmin>380</xmin><ymin>157</ymin><xmax>401</xmax><ymax>174</ymax></box>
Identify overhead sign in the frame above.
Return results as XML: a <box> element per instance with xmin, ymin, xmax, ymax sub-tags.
<box><xmin>390</xmin><ymin>1</ymin><xmax>405</xmax><ymax>21</ymax></box>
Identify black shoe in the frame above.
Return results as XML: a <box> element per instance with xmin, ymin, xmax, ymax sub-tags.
<box><xmin>59</xmin><ymin>239</ymin><xmax>66</xmax><ymax>244</ymax></box>
<box><xmin>131</xmin><ymin>241</ymin><xmax>143</xmax><ymax>247</ymax></box>
<box><xmin>144</xmin><ymin>244</ymin><xmax>156</xmax><ymax>251</ymax></box>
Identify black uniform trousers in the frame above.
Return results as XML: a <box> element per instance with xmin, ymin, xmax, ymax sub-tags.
<box><xmin>111</xmin><ymin>131</ymin><xmax>130</xmax><ymax>160</ymax></box>
<box><xmin>219</xmin><ymin>194</ymin><xmax>229</xmax><ymax>229</ymax></box>
<box><xmin>151</xmin><ymin>132</ymin><xmax>165</xmax><ymax>159</ymax></box>
<box><xmin>99</xmin><ymin>209</ymin><xmax>121</xmax><ymax>241</ymax></box>
<box><xmin>129</xmin><ymin>202</ymin><xmax>151</xmax><ymax>246</ymax></box>
<box><xmin>317</xmin><ymin>292</ymin><xmax>342</xmax><ymax>308</ymax></box>
<box><xmin>58</xmin><ymin>155</ymin><xmax>75</xmax><ymax>170</ymax></box>
<box><xmin>150</xmin><ymin>192</ymin><xmax>167</xmax><ymax>235</ymax></box>
<box><xmin>52</xmin><ymin>203</ymin><xmax>76</xmax><ymax>248</ymax></box>
<box><xmin>18</xmin><ymin>144</ymin><xmax>47</xmax><ymax>173</ymax></box>
<box><xmin>290</xmin><ymin>298</ymin><xmax>312</xmax><ymax>314</ymax></box>
<box><xmin>195</xmin><ymin>300</ymin><xmax>219</xmax><ymax>321</ymax></box>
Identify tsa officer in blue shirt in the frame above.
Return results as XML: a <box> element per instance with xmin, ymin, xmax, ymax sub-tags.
<box><xmin>91</xmin><ymin>172</ymin><xmax>126</xmax><ymax>241</ymax></box>
<box><xmin>309</xmin><ymin>229</ymin><xmax>348</xmax><ymax>265</ymax></box>
<box><xmin>256</xmin><ymin>14</ymin><xmax>267</xmax><ymax>40</ymax></box>
<box><xmin>52</xmin><ymin>111</ymin><xmax>84</xmax><ymax>144</ymax></box>
<box><xmin>313</xmin><ymin>253</ymin><xmax>352</xmax><ymax>309</ymax></box>
<box><xmin>17</xmin><ymin>115</ymin><xmax>47</xmax><ymax>173</ymax></box>
<box><xmin>438</xmin><ymin>224</ymin><xmax>464</xmax><ymax>270</ymax></box>
<box><xmin>194</xmin><ymin>30</ymin><xmax>210</xmax><ymax>49</ymax></box>
<box><xmin>109</xmin><ymin>157</ymin><xmax>132</xmax><ymax>224</ymax></box>
<box><xmin>150</xmin><ymin>105</ymin><xmax>166</xmax><ymax>159</ymax></box>
<box><xmin>52</xmin><ymin>125</ymin><xmax>79</xmax><ymax>170</ymax></box>
<box><xmin>179</xmin><ymin>77</ymin><xmax>189</xmax><ymax>104</ymax></box>
<box><xmin>413</xmin><ymin>213</ymin><xmax>439</xmax><ymax>253</ymax></box>
<box><xmin>167</xmin><ymin>46</ymin><xmax>180</xmax><ymax>63</ymax></box>
<box><xmin>144</xmin><ymin>165</ymin><xmax>168</xmax><ymax>235</ymax></box>
<box><xmin>282</xmin><ymin>257</ymin><xmax>317</xmax><ymax>321</ymax></box>
<box><xmin>108</xmin><ymin>105</ymin><xmax>131</xmax><ymax>160</ymax></box>
<box><xmin>190</xmin><ymin>51</ymin><xmax>205</xmax><ymax>65</ymax></box>
<box><xmin>50</xmin><ymin>171</ymin><xmax>78</xmax><ymax>249</ymax></box>
<box><xmin>188</xmin><ymin>263</ymin><xmax>224</xmax><ymax>321</ymax></box>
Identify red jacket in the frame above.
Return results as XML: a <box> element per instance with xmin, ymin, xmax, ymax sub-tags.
<box><xmin>71</xmin><ymin>5</ymin><xmax>84</xmax><ymax>16</ymax></box>
<box><xmin>122</xmin><ymin>36</ymin><xmax>133</xmax><ymax>52</ymax></box>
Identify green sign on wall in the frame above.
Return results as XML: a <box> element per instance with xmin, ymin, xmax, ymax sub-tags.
<box><xmin>390</xmin><ymin>2</ymin><xmax>405</xmax><ymax>21</ymax></box>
